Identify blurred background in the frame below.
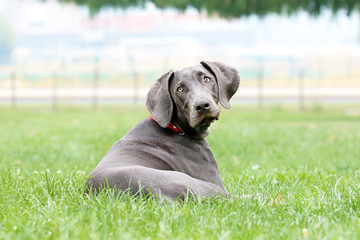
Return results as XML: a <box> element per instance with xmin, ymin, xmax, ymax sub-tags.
<box><xmin>0</xmin><ymin>0</ymin><xmax>359</xmax><ymax>110</ymax></box>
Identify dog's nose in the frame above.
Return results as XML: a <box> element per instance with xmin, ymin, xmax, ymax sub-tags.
<box><xmin>194</xmin><ymin>99</ymin><xmax>211</xmax><ymax>112</ymax></box>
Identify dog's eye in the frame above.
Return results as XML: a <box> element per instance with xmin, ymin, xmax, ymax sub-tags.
<box><xmin>204</xmin><ymin>77</ymin><xmax>211</xmax><ymax>83</ymax></box>
<box><xmin>177</xmin><ymin>86</ymin><xmax>184</xmax><ymax>92</ymax></box>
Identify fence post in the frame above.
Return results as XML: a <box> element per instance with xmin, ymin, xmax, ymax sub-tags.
<box><xmin>60</xmin><ymin>59</ymin><xmax>66</xmax><ymax>106</ymax></box>
<box><xmin>257</xmin><ymin>62</ymin><xmax>264</xmax><ymax>110</ymax></box>
<box><xmin>52</xmin><ymin>71</ymin><xmax>58</xmax><ymax>111</ymax></box>
<box><xmin>163</xmin><ymin>57</ymin><xmax>169</xmax><ymax>72</ymax></box>
<box><xmin>316</xmin><ymin>58</ymin><xmax>323</xmax><ymax>107</ymax></box>
<box><xmin>127</xmin><ymin>55</ymin><xmax>139</xmax><ymax>105</ymax></box>
<box><xmin>10</xmin><ymin>72</ymin><xmax>16</xmax><ymax>110</ymax></box>
<box><xmin>92</xmin><ymin>63</ymin><xmax>99</xmax><ymax>111</ymax></box>
<box><xmin>299</xmin><ymin>70</ymin><xmax>305</xmax><ymax>112</ymax></box>
<box><xmin>133</xmin><ymin>71</ymin><xmax>139</xmax><ymax>105</ymax></box>
<box><xmin>347</xmin><ymin>57</ymin><xmax>352</xmax><ymax>80</ymax></box>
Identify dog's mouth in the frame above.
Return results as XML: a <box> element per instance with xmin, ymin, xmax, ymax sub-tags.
<box><xmin>189</xmin><ymin>114</ymin><xmax>219</xmax><ymax>129</ymax></box>
<box><xmin>199</xmin><ymin>116</ymin><xmax>218</xmax><ymax>127</ymax></box>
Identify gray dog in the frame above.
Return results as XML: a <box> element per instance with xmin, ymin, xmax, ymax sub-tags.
<box><xmin>85</xmin><ymin>61</ymin><xmax>240</xmax><ymax>203</ymax></box>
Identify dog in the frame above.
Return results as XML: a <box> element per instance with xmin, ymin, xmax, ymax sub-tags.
<box><xmin>85</xmin><ymin>61</ymin><xmax>240</xmax><ymax>203</ymax></box>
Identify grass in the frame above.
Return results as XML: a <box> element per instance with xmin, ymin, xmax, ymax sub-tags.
<box><xmin>1</xmin><ymin>105</ymin><xmax>360</xmax><ymax>239</ymax></box>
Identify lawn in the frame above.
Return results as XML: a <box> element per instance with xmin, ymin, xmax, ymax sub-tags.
<box><xmin>1</xmin><ymin>105</ymin><xmax>360</xmax><ymax>239</ymax></box>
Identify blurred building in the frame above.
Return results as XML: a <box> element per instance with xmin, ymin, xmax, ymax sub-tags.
<box><xmin>0</xmin><ymin>0</ymin><xmax>359</xmax><ymax>106</ymax></box>
<box><xmin>1</xmin><ymin>0</ymin><xmax>359</xmax><ymax>65</ymax></box>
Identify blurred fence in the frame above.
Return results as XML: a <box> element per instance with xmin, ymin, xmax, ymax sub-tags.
<box><xmin>0</xmin><ymin>54</ymin><xmax>359</xmax><ymax>111</ymax></box>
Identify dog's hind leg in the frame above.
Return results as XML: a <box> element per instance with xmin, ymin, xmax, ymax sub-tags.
<box><xmin>85</xmin><ymin>166</ymin><xmax>227</xmax><ymax>202</ymax></box>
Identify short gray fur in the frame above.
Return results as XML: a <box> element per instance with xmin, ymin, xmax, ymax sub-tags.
<box><xmin>85</xmin><ymin>61</ymin><xmax>240</xmax><ymax>203</ymax></box>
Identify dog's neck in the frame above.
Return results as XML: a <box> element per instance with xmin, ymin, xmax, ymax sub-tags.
<box><xmin>150</xmin><ymin>115</ymin><xmax>184</xmax><ymax>135</ymax></box>
<box><xmin>171</xmin><ymin>113</ymin><xmax>210</xmax><ymax>139</ymax></box>
<box><xmin>149</xmin><ymin>114</ymin><xmax>210</xmax><ymax>139</ymax></box>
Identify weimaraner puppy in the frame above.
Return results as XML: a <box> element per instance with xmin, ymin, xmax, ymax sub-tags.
<box><xmin>85</xmin><ymin>61</ymin><xmax>240</xmax><ymax>202</ymax></box>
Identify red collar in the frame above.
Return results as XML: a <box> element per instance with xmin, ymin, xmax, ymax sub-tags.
<box><xmin>150</xmin><ymin>115</ymin><xmax>184</xmax><ymax>135</ymax></box>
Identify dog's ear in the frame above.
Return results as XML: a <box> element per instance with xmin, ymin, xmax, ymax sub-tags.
<box><xmin>200</xmin><ymin>61</ymin><xmax>240</xmax><ymax>109</ymax></box>
<box><xmin>146</xmin><ymin>70</ymin><xmax>174</xmax><ymax>128</ymax></box>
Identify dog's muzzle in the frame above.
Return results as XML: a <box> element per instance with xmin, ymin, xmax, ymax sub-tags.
<box><xmin>189</xmin><ymin>98</ymin><xmax>220</xmax><ymax>128</ymax></box>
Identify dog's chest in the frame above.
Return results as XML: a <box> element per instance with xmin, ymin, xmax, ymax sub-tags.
<box><xmin>121</xmin><ymin>119</ymin><xmax>223</xmax><ymax>186</ymax></box>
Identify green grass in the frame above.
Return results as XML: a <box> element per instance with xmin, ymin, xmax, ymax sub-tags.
<box><xmin>1</xmin><ymin>105</ymin><xmax>360</xmax><ymax>239</ymax></box>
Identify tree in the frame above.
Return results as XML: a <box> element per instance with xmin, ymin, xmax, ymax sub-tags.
<box><xmin>56</xmin><ymin>0</ymin><xmax>360</xmax><ymax>17</ymax></box>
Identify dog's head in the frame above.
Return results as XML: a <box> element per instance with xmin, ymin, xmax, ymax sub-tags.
<box><xmin>146</xmin><ymin>61</ymin><xmax>240</xmax><ymax>139</ymax></box>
